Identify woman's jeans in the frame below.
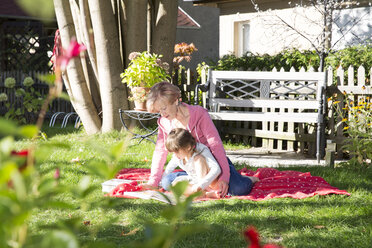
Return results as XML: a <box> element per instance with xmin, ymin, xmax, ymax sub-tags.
<box><xmin>160</xmin><ymin>157</ymin><xmax>253</xmax><ymax>196</ymax></box>
<box><xmin>226</xmin><ymin>157</ymin><xmax>253</xmax><ymax>195</ymax></box>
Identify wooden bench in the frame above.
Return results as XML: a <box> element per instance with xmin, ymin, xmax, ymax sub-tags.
<box><xmin>196</xmin><ymin>70</ymin><xmax>327</xmax><ymax>162</ymax></box>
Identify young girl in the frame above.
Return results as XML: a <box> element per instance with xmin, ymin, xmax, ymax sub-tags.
<box><xmin>163</xmin><ymin>128</ymin><xmax>259</xmax><ymax>198</ymax></box>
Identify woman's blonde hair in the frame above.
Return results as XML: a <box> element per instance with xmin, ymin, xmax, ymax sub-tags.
<box><xmin>165</xmin><ymin>128</ymin><xmax>196</xmax><ymax>153</ymax></box>
<box><xmin>146</xmin><ymin>81</ymin><xmax>181</xmax><ymax>113</ymax></box>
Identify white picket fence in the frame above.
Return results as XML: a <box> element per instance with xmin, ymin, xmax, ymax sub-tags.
<box><xmin>197</xmin><ymin>65</ymin><xmax>372</xmax><ymax>158</ymax></box>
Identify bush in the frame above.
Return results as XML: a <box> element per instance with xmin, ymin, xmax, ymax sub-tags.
<box><xmin>2</xmin><ymin>77</ymin><xmax>45</xmax><ymax>124</ymax></box>
<box><xmin>211</xmin><ymin>45</ymin><xmax>372</xmax><ymax>79</ymax></box>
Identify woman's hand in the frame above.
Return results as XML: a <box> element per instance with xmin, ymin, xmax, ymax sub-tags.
<box><xmin>139</xmin><ymin>183</ymin><xmax>158</xmax><ymax>190</ymax></box>
<box><xmin>217</xmin><ymin>180</ymin><xmax>229</xmax><ymax>198</ymax></box>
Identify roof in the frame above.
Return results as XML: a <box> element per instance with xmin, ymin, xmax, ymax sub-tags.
<box><xmin>177</xmin><ymin>7</ymin><xmax>200</xmax><ymax>29</ymax></box>
<box><xmin>0</xmin><ymin>1</ymin><xmax>200</xmax><ymax>28</ymax></box>
<box><xmin>183</xmin><ymin>0</ymin><xmax>372</xmax><ymax>8</ymax></box>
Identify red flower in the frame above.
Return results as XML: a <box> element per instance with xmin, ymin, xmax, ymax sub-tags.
<box><xmin>8</xmin><ymin>150</ymin><xmax>30</xmax><ymax>188</ymax></box>
<box><xmin>11</xmin><ymin>150</ymin><xmax>28</xmax><ymax>156</ymax></box>
<box><xmin>11</xmin><ymin>150</ymin><xmax>29</xmax><ymax>171</ymax></box>
<box><xmin>244</xmin><ymin>226</ymin><xmax>261</xmax><ymax>248</ymax></box>
<box><xmin>244</xmin><ymin>226</ymin><xmax>283</xmax><ymax>248</ymax></box>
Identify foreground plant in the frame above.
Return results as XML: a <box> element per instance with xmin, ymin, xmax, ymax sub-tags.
<box><xmin>0</xmin><ymin>118</ymin><xmax>126</xmax><ymax>248</ymax></box>
<box><xmin>131</xmin><ymin>181</ymin><xmax>208</xmax><ymax>248</ymax></box>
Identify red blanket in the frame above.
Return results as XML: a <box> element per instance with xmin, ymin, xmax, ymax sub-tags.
<box><xmin>113</xmin><ymin>168</ymin><xmax>350</xmax><ymax>201</ymax></box>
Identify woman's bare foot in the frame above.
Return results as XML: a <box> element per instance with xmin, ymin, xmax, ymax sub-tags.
<box><xmin>204</xmin><ymin>190</ymin><xmax>220</xmax><ymax>199</ymax></box>
<box><xmin>139</xmin><ymin>183</ymin><xmax>158</xmax><ymax>190</ymax></box>
<box><xmin>248</xmin><ymin>176</ymin><xmax>260</xmax><ymax>183</ymax></box>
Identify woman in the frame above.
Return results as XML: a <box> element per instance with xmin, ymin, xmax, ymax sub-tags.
<box><xmin>143</xmin><ymin>81</ymin><xmax>248</xmax><ymax>197</ymax></box>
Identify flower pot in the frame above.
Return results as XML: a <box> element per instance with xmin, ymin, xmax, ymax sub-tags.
<box><xmin>130</xmin><ymin>87</ymin><xmax>151</xmax><ymax>111</ymax></box>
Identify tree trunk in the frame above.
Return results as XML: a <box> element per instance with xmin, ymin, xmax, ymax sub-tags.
<box><xmin>122</xmin><ymin>0</ymin><xmax>148</xmax><ymax>66</ymax></box>
<box><xmin>53</xmin><ymin>0</ymin><xmax>101</xmax><ymax>134</ymax></box>
<box><xmin>88</xmin><ymin>0</ymin><xmax>129</xmax><ymax>132</ymax></box>
<box><xmin>53</xmin><ymin>0</ymin><xmax>177</xmax><ymax>134</ymax></box>
<box><xmin>151</xmin><ymin>0</ymin><xmax>178</xmax><ymax>70</ymax></box>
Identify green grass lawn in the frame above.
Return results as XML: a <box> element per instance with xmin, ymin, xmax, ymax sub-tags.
<box><xmin>15</xmin><ymin>126</ymin><xmax>372</xmax><ymax>248</ymax></box>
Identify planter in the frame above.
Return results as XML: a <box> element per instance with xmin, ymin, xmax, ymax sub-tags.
<box><xmin>130</xmin><ymin>87</ymin><xmax>151</xmax><ymax>111</ymax></box>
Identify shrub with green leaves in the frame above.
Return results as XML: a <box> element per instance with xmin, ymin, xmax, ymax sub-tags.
<box><xmin>210</xmin><ymin>45</ymin><xmax>372</xmax><ymax>79</ymax></box>
<box><xmin>211</xmin><ymin>49</ymin><xmax>320</xmax><ymax>71</ymax></box>
<box><xmin>3</xmin><ymin>77</ymin><xmax>45</xmax><ymax>124</ymax></box>
<box><xmin>4</xmin><ymin>77</ymin><xmax>16</xmax><ymax>88</ymax></box>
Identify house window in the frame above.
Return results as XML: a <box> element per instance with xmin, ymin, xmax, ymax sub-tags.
<box><xmin>235</xmin><ymin>21</ymin><xmax>250</xmax><ymax>56</ymax></box>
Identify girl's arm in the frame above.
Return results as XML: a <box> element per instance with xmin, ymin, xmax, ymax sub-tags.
<box><xmin>192</xmin><ymin>154</ymin><xmax>221</xmax><ymax>191</ymax></box>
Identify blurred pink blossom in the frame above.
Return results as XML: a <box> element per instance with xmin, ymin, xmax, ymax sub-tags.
<box><xmin>54</xmin><ymin>168</ymin><xmax>60</xmax><ymax>179</ymax></box>
<box><xmin>51</xmin><ymin>30</ymin><xmax>87</xmax><ymax>71</ymax></box>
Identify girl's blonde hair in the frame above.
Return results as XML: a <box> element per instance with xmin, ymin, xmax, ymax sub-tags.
<box><xmin>165</xmin><ymin>128</ymin><xmax>196</xmax><ymax>153</ymax></box>
<box><xmin>146</xmin><ymin>81</ymin><xmax>181</xmax><ymax>113</ymax></box>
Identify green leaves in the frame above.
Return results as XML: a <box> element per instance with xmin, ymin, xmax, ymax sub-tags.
<box><xmin>121</xmin><ymin>51</ymin><xmax>170</xmax><ymax>88</ymax></box>
<box><xmin>18</xmin><ymin>125</ymin><xmax>39</xmax><ymax>139</ymax></box>
<box><xmin>132</xmin><ymin>181</ymin><xmax>207</xmax><ymax>248</ymax></box>
<box><xmin>40</xmin><ymin>230</ymin><xmax>79</xmax><ymax>248</ymax></box>
<box><xmin>0</xmin><ymin>119</ymin><xmax>18</xmax><ymax>137</ymax></box>
<box><xmin>2</xmin><ymin>75</ymin><xmax>46</xmax><ymax>125</ymax></box>
<box><xmin>109</xmin><ymin>141</ymin><xmax>127</xmax><ymax>161</ymax></box>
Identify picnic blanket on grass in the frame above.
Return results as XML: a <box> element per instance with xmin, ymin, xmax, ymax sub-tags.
<box><xmin>110</xmin><ymin>167</ymin><xmax>350</xmax><ymax>201</ymax></box>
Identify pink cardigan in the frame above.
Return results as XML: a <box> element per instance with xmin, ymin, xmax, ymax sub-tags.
<box><xmin>147</xmin><ymin>103</ymin><xmax>230</xmax><ymax>187</ymax></box>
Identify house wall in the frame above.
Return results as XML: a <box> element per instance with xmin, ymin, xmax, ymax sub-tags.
<box><xmin>177</xmin><ymin>0</ymin><xmax>219</xmax><ymax>70</ymax></box>
<box><xmin>332</xmin><ymin>6</ymin><xmax>372</xmax><ymax>49</ymax></box>
<box><xmin>219</xmin><ymin>5</ymin><xmax>372</xmax><ymax>56</ymax></box>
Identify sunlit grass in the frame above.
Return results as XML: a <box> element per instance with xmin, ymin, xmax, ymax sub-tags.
<box><xmin>16</xmin><ymin>126</ymin><xmax>372</xmax><ymax>248</ymax></box>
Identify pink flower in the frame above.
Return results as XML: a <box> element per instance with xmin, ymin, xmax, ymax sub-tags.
<box><xmin>65</xmin><ymin>39</ymin><xmax>86</xmax><ymax>58</ymax></box>
<box><xmin>128</xmin><ymin>52</ymin><xmax>140</xmax><ymax>61</ymax></box>
<box><xmin>54</xmin><ymin>168</ymin><xmax>60</xmax><ymax>179</ymax></box>
<box><xmin>51</xmin><ymin>30</ymin><xmax>87</xmax><ymax>71</ymax></box>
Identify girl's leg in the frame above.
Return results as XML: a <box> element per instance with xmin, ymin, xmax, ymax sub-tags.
<box><xmin>227</xmin><ymin>157</ymin><xmax>255</xmax><ymax>196</ymax></box>
<box><xmin>160</xmin><ymin>171</ymin><xmax>188</xmax><ymax>191</ymax></box>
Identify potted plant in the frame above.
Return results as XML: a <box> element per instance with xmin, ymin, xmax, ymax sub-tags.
<box><xmin>120</xmin><ymin>51</ymin><xmax>170</xmax><ymax>111</ymax></box>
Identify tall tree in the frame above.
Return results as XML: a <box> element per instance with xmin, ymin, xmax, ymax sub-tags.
<box><xmin>54</xmin><ymin>0</ymin><xmax>102</xmax><ymax>134</ymax></box>
<box><xmin>52</xmin><ymin>0</ymin><xmax>178</xmax><ymax>134</ymax></box>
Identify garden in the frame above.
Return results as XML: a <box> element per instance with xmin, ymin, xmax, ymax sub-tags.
<box><xmin>1</xmin><ymin>41</ymin><xmax>371</xmax><ymax>248</ymax></box>
<box><xmin>1</xmin><ymin>2</ymin><xmax>371</xmax><ymax>247</ymax></box>
<box><xmin>1</xmin><ymin>122</ymin><xmax>371</xmax><ymax>248</ymax></box>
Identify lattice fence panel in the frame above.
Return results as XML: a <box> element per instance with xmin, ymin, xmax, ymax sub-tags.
<box><xmin>0</xmin><ymin>20</ymin><xmax>54</xmax><ymax>72</ymax></box>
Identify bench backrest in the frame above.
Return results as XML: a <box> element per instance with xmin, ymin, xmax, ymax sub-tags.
<box><xmin>207</xmin><ymin>70</ymin><xmax>326</xmax><ymax>112</ymax></box>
